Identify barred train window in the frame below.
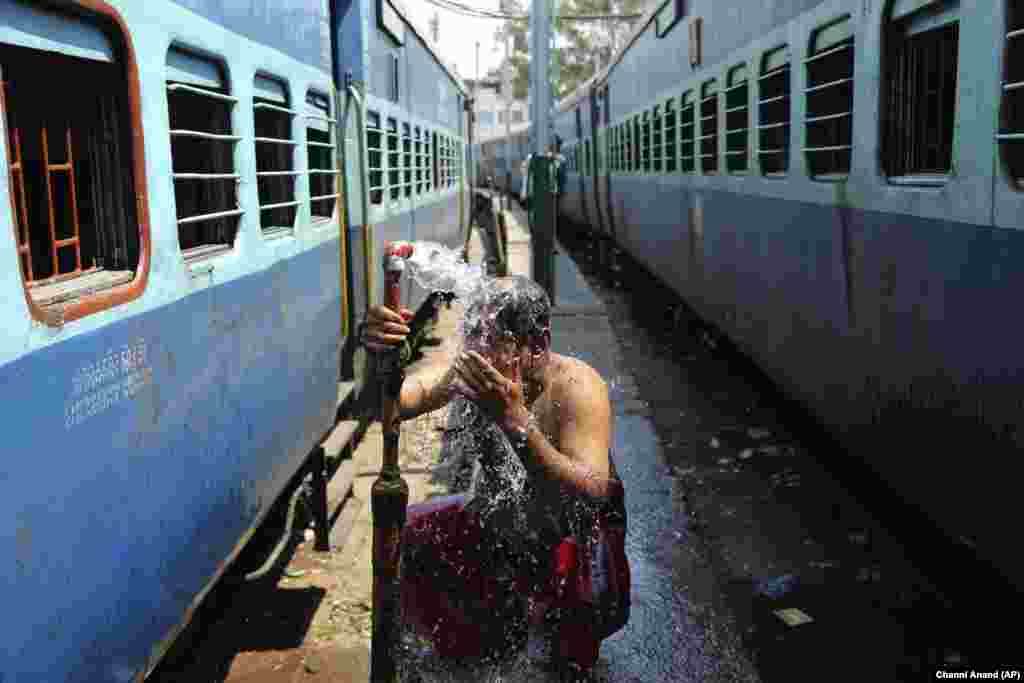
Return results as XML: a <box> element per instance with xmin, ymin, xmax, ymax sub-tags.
<box><xmin>680</xmin><ymin>90</ymin><xmax>695</xmax><ymax>172</ymax></box>
<box><xmin>306</xmin><ymin>91</ymin><xmax>339</xmax><ymax>219</ymax></box>
<box><xmin>652</xmin><ymin>104</ymin><xmax>663</xmax><ymax>172</ymax></box>
<box><xmin>805</xmin><ymin>16</ymin><xmax>854</xmax><ymax>181</ymax></box>
<box><xmin>665</xmin><ymin>98</ymin><xmax>677</xmax><ymax>172</ymax></box>
<box><xmin>424</xmin><ymin>129</ymin><xmax>432</xmax><ymax>191</ymax></box>
<box><xmin>432</xmin><ymin>131</ymin><xmax>439</xmax><ymax>189</ymax></box>
<box><xmin>613</xmin><ymin>127</ymin><xmax>621</xmax><ymax>171</ymax></box>
<box><xmin>641</xmin><ymin>111</ymin><xmax>651</xmax><ymax>172</ymax></box>
<box><xmin>631</xmin><ymin>117</ymin><xmax>639</xmax><ymax>171</ymax></box>
<box><xmin>1</xmin><ymin>5</ymin><xmax>139</xmax><ymax>306</ymax></box>
<box><xmin>414</xmin><ymin>126</ymin><xmax>423</xmax><ymax>195</ymax></box>
<box><xmin>700</xmin><ymin>79</ymin><xmax>718</xmax><ymax>173</ymax></box>
<box><xmin>252</xmin><ymin>74</ymin><xmax>296</xmax><ymax>235</ymax></box>
<box><xmin>402</xmin><ymin>122</ymin><xmax>412</xmax><ymax>198</ymax></box>
<box><xmin>1001</xmin><ymin>0</ymin><xmax>1024</xmax><ymax>184</ymax></box>
<box><xmin>367</xmin><ymin>110</ymin><xmax>383</xmax><ymax>205</ymax></box>
<box><xmin>883</xmin><ymin>0</ymin><xmax>959</xmax><ymax>184</ymax></box>
<box><xmin>725</xmin><ymin>64</ymin><xmax>749</xmax><ymax>174</ymax></box>
<box><xmin>386</xmin><ymin>117</ymin><xmax>399</xmax><ymax>201</ymax></box>
<box><xmin>759</xmin><ymin>45</ymin><xmax>791</xmax><ymax>176</ymax></box>
<box><xmin>166</xmin><ymin>47</ymin><xmax>239</xmax><ymax>259</ymax></box>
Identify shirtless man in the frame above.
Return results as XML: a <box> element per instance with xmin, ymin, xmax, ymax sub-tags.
<box><xmin>362</xmin><ymin>276</ymin><xmax>629</xmax><ymax>679</ymax></box>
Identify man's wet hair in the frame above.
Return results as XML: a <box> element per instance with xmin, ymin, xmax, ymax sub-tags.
<box><xmin>462</xmin><ymin>275</ymin><xmax>551</xmax><ymax>347</ymax></box>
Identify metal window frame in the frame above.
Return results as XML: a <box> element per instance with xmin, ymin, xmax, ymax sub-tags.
<box><xmin>305</xmin><ymin>90</ymin><xmax>339</xmax><ymax>220</ymax></box>
<box><xmin>700</xmin><ymin>80</ymin><xmax>718</xmax><ymax>174</ymax></box>
<box><xmin>253</xmin><ymin>73</ymin><xmax>297</xmax><ymax>234</ymax></box>
<box><xmin>758</xmin><ymin>46</ymin><xmax>791</xmax><ymax>176</ymax></box>
<box><xmin>804</xmin><ymin>19</ymin><xmax>854</xmax><ymax>181</ymax></box>
<box><xmin>166</xmin><ymin>52</ymin><xmax>242</xmax><ymax>250</ymax></box>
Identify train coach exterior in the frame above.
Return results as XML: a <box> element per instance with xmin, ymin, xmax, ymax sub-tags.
<box><xmin>0</xmin><ymin>0</ymin><xmax>361</xmax><ymax>680</ymax></box>
<box><xmin>493</xmin><ymin>0</ymin><xmax>1024</xmax><ymax>590</ymax></box>
<box><xmin>337</xmin><ymin>0</ymin><xmax>469</xmax><ymax>324</ymax></box>
<box><xmin>0</xmin><ymin>0</ymin><xmax>472</xmax><ymax>678</ymax></box>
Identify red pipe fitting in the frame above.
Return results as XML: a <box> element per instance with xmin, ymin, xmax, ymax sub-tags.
<box><xmin>382</xmin><ymin>241</ymin><xmax>414</xmax><ymax>311</ymax></box>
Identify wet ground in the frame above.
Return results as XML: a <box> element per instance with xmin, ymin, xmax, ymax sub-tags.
<box><xmin>151</xmin><ymin>203</ymin><xmax>1022</xmax><ymax>682</ymax></box>
<box><xmin>555</xmin><ymin>220</ymin><xmax>1023</xmax><ymax>681</ymax></box>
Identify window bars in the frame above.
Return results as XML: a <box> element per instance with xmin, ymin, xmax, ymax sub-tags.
<box><xmin>999</xmin><ymin>1</ymin><xmax>1024</xmax><ymax>184</ymax></box>
<box><xmin>414</xmin><ymin>126</ymin><xmax>423</xmax><ymax>195</ymax></box>
<box><xmin>403</xmin><ymin>122</ymin><xmax>411</xmax><ymax>198</ymax></box>
<box><xmin>725</xmin><ymin>64</ymin><xmax>749</xmax><ymax>173</ymax></box>
<box><xmin>367</xmin><ymin>110</ymin><xmax>384</xmax><ymax>205</ymax></box>
<box><xmin>253</xmin><ymin>76</ymin><xmax>297</xmax><ymax>234</ymax></box>
<box><xmin>306</xmin><ymin>91</ymin><xmax>339</xmax><ymax>219</ymax></box>
<box><xmin>665</xmin><ymin>98</ymin><xmax>678</xmax><ymax>172</ymax></box>
<box><xmin>631</xmin><ymin>117</ymin><xmax>640</xmax><ymax>172</ymax></box>
<box><xmin>652</xmin><ymin>105</ymin><xmax>664</xmax><ymax>173</ymax></box>
<box><xmin>700</xmin><ymin>79</ymin><xmax>718</xmax><ymax>173</ymax></box>
<box><xmin>641</xmin><ymin>111</ymin><xmax>651</xmax><ymax>173</ymax></box>
<box><xmin>167</xmin><ymin>51</ymin><xmax>241</xmax><ymax>256</ymax></box>
<box><xmin>680</xmin><ymin>90</ymin><xmax>695</xmax><ymax>172</ymax></box>
<box><xmin>884</xmin><ymin>4</ymin><xmax>959</xmax><ymax>181</ymax></box>
<box><xmin>759</xmin><ymin>45</ymin><xmax>791</xmax><ymax>175</ymax></box>
<box><xmin>387</xmin><ymin>117</ymin><xmax>399</xmax><ymax>201</ymax></box>
<box><xmin>805</xmin><ymin>17</ymin><xmax>854</xmax><ymax>180</ymax></box>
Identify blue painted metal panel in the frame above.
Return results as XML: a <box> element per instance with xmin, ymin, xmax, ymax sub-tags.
<box><xmin>0</xmin><ymin>240</ymin><xmax>341</xmax><ymax>682</ymax></box>
<box><xmin>170</xmin><ymin>0</ymin><xmax>331</xmax><ymax>71</ymax></box>
<box><xmin>610</xmin><ymin>183</ymin><xmax>1024</xmax><ymax>587</ymax></box>
<box><xmin>0</xmin><ymin>0</ymin><xmax>114</xmax><ymax>63</ymax></box>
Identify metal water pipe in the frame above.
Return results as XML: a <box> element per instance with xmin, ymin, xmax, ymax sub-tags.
<box><xmin>369</xmin><ymin>241</ymin><xmax>413</xmax><ymax>683</ymax></box>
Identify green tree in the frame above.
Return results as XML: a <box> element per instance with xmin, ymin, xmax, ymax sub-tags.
<box><xmin>492</xmin><ymin>0</ymin><xmax>648</xmax><ymax>102</ymax></box>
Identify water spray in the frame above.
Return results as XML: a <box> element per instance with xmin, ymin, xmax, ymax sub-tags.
<box><xmin>370</xmin><ymin>240</ymin><xmax>413</xmax><ymax>683</ymax></box>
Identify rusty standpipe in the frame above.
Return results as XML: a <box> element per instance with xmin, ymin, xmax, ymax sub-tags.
<box><xmin>370</xmin><ymin>240</ymin><xmax>413</xmax><ymax>683</ymax></box>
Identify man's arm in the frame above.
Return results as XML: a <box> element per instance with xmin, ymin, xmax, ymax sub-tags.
<box><xmin>398</xmin><ymin>354</ymin><xmax>458</xmax><ymax>420</ymax></box>
<box><xmin>520</xmin><ymin>364</ymin><xmax>612</xmax><ymax>499</ymax></box>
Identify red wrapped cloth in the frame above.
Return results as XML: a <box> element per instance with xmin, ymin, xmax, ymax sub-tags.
<box><xmin>400</xmin><ymin>471</ymin><xmax>630</xmax><ymax>669</ymax></box>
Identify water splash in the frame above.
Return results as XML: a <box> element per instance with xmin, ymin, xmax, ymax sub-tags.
<box><xmin>397</xmin><ymin>241</ymin><xmax>613</xmax><ymax>677</ymax></box>
<box><xmin>405</xmin><ymin>241</ymin><xmax>486</xmax><ymax>301</ymax></box>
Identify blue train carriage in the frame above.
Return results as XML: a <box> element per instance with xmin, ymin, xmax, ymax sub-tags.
<box><xmin>0</xmin><ymin>0</ymin><xmax>359</xmax><ymax>679</ymax></box>
<box><xmin>556</xmin><ymin>0</ymin><xmax>1024</xmax><ymax>589</ymax></box>
<box><xmin>335</xmin><ymin>0</ymin><xmax>469</xmax><ymax>328</ymax></box>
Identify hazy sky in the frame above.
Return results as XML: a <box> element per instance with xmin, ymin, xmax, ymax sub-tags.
<box><xmin>404</xmin><ymin>0</ymin><xmax>510</xmax><ymax>80</ymax></box>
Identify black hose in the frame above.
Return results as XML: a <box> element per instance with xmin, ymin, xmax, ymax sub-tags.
<box><xmin>240</xmin><ymin>482</ymin><xmax>308</xmax><ymax>583</ymax></box>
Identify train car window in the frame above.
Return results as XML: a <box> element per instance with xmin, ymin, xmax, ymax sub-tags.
<box><xmin>414</xmin><ymin>126</ymin><xmax>422</xmax><ymax>195</ymax></box>
<box><xmin>680</xmin><ymin>90</ymin><xmax>696</xmax><ymax>172</ymax></box>
<box><xmin>725</xmin><ymin>64</ymin><xmax>749</xmax><ymax>174</ymax></box>
<box><xmin>632</xmin><ymin>117</ymin><xmax>640</xmax><ymax>172</ymax></box>
<box><xmin>653</xmin><ymin>104</ymin><xmax>663</xmax><ymax>173</ymax></box>
<box><xmin>166</xmin><ymin>46</ymin><xmax>239</xmax><ymax>259</ymax></box>
<box><xmin>805</xmin><ymin>16</ymin><xmax>854</xmax><ymax>181</ymax></box>
<box><xmin>1</xmin><ymin>4</ymin><xmax>141</xmax><ymax>312</ymax></box>
<box><xmin>882</xmin><ymin>1</ymin><xmax>959</xmax><ymax>184</ymax></box>
<box><xmin>424</xmin><ymin>128</ymin><xmax>432</xmax><ymax>191</ymax></box>
<box><xmin>758</xmin><ymin>44</ymin><xmax>791</xmax><ymax>176</ymax></box>
<box><xmin>367</xmin><ymin>110</ymin><xmax>383</xmax><ymax>205</ymax></box>
<box><xmin>253</xmin><ymin>74</ymin><xmax>297</xmax><ymax>235</ymax></box>
<box><xmin>610</xmin><ymin>127</ymin><xmax>618</xmax><ymax>172</ymax></box>
<box><xmin>402</xmin><ymin>122</ymin><xmax>412</xmax><ymax>198</ymax></box>
<box><xmin>306</xmin><ymin>91</ymin><xmax>339</xmax><ymax>221</ymax></box>
<box><xmin>665</xmin><ymin>98</ymin><xmax>678</xmax><ymax>172</ymax></box>
<box><xmin>1000</xmin><ymin>0</ymin><xmax>1024</xmax><ymax>185</ymax></box>
<box><xmin>386</xmin><ymin>117</ymin><xmax>399</xmax><ymax>201</ymax></box>
<box><xmin>610</xmin><ymin>126</ymin><xmax>618</xmax><ymax>172</ymax></box>
<box><xmin>432</xmin><ymin>131</ymin><xmax>439</xmax><ymax>190</ymax></box>
<box><xmin>700</xmin><ymin>79</ymin><xmax>718</xmax><ymax>173</ymax></box>
<box><xmin>641</xmin><ymin>111</ymin><xmax>651</xmax><ymax>173</ymax></box>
